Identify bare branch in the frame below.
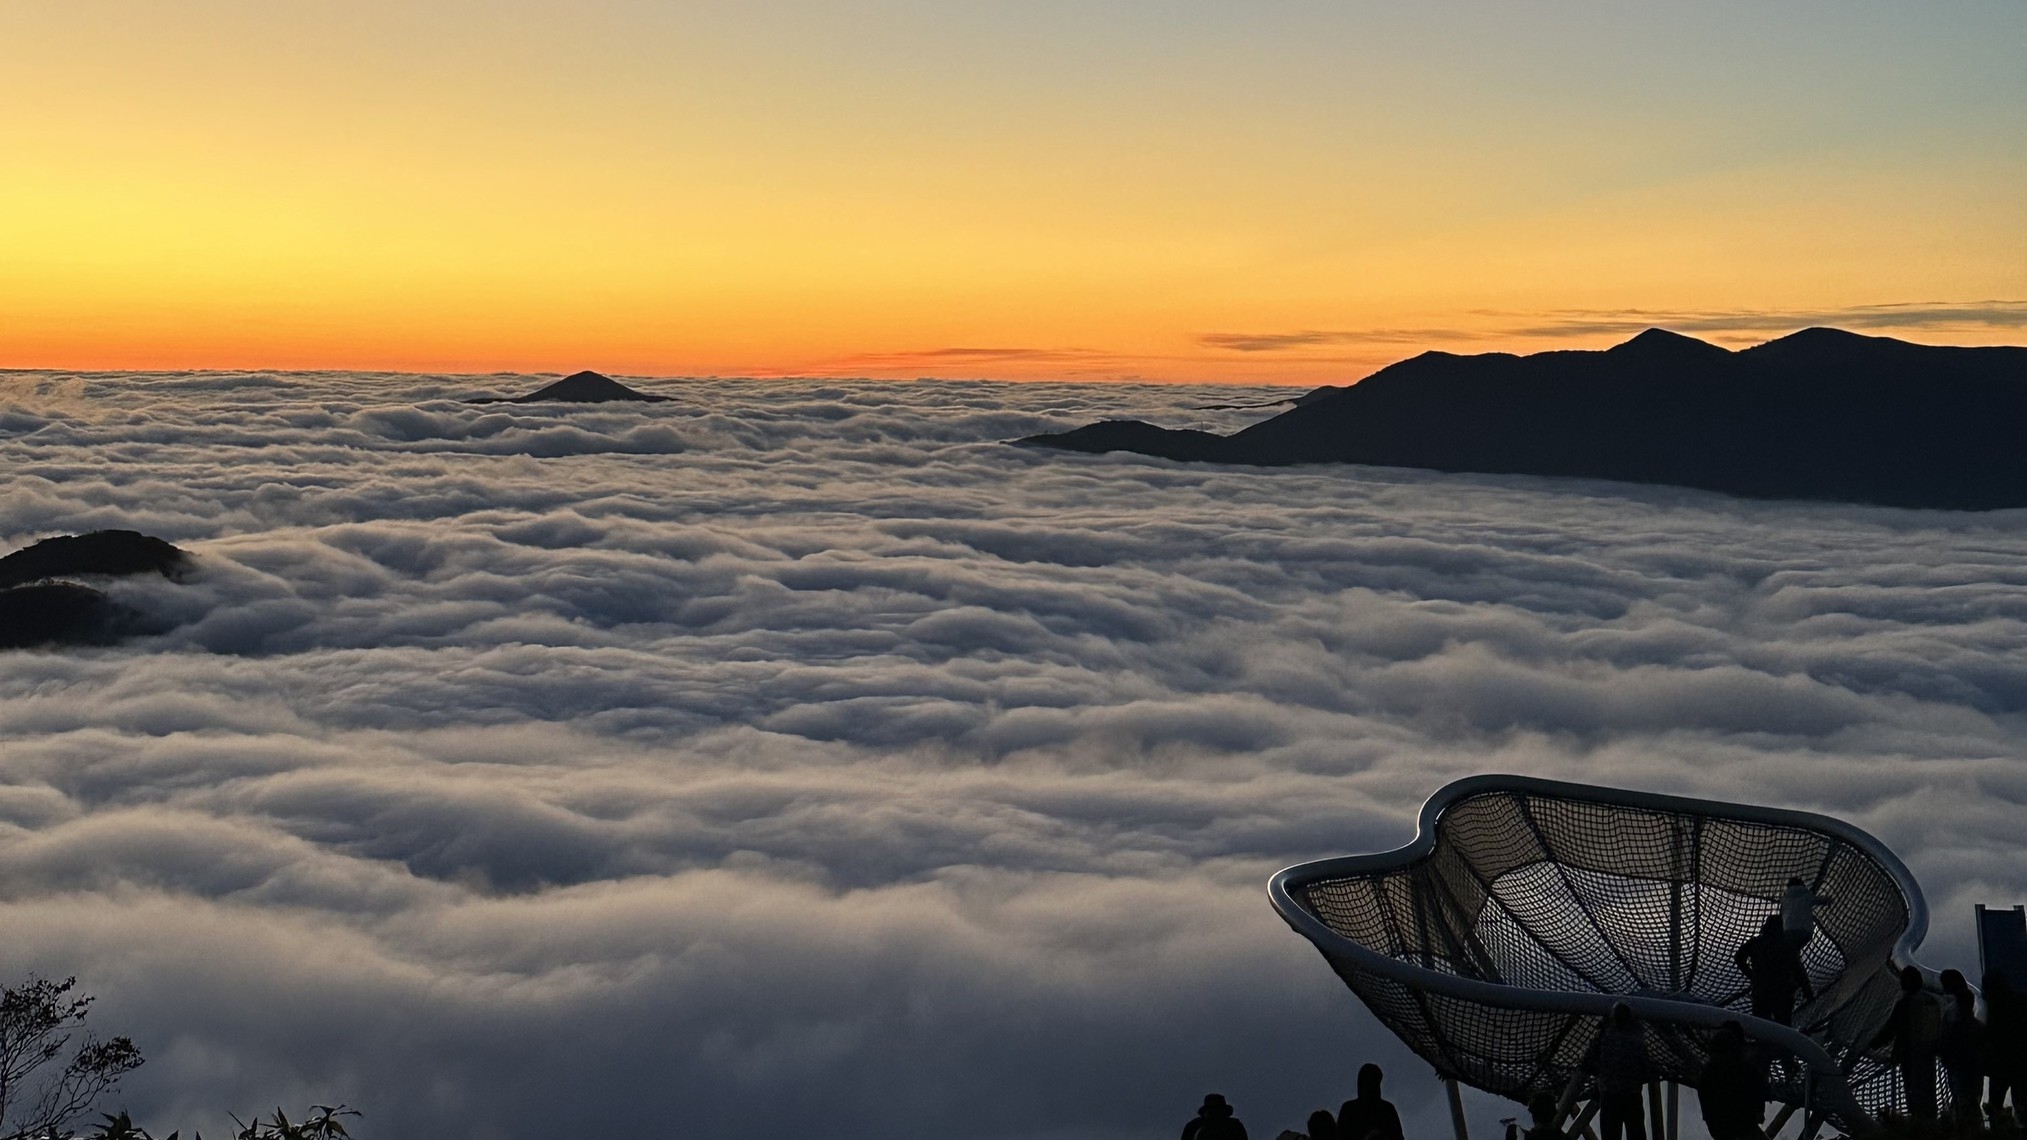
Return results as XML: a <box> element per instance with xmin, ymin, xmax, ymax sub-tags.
<box><xmin>0</xmin><ymin>978</ymin><xmax>143</xmax><ymax>1140</ymax></box>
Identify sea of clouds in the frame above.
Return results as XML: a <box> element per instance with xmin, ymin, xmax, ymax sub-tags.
<box><xmin>1</xmin><ymin>368</ymin><xmax>2024</xmax><ymax>1140</ymax></box>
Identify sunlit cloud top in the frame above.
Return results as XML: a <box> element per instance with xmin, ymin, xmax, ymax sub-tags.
<box><xmin>3</xmin><ymin>1</ymin><xmax>2023</xmax><ymax>381</ymax></box>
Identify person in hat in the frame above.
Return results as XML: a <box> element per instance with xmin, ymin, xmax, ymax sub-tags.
<box><xmin>1183</xmin><ymin>1094</ymin><xmax>1250</xmax><ymax>1140</ymax></box>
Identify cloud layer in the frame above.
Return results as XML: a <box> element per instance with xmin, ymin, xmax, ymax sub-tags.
<box><xmin>2</xmin><ymin>369</ymin><xmax>2025</xmax><ymax>1139</ymax></box>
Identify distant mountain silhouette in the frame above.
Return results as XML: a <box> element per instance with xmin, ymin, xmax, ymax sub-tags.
<box><xmin>0</xmin><ymin>530</ymin><xmax>192</xmax><ymax>648</ymax></box>
<box><xmin>469</xmin><ymin>371</ymin><xmax>671</xmax><ymax>404</ymax></box>
<box><xmin>0</xmin><ymin>530</ymin><xmax>189</xmax><ymax>589</ymax></box>
<box><xmin>1016</xmin><ymin>329</ymin><xmax>2027</xmax><ymax>509</ymax></box>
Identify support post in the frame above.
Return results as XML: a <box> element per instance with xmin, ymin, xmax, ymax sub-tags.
<box><xmin>1556</xmin><ymin>1071</ymin><xmax>1587</xmax><ymax>1122</ymax></box>
<box><xmin>1666</xmin><ymin>1081</ymin><xmax>1679</xmax><ymax>1140</ymax></box>
<box><xmin>1668</xmin><ymin>820</ymin><xmax>1685</xmax><ymax>992</ymax></box>
<box><xmin>1766</xmin><ymin>1102</ymin><xmax>1800</xmax><ymax>1138</ymax></box>
<box><xmin>1647</xmin><ymin>1081</ymin><xmax>1666</xmax><ymax>1140</ymax></box>
<box><xmin>1446</xmin><ymin>1077</ymin><xmax>1471</xmax><ymax>1140</ymax></box>
<box><xmin>1570</xmin><ymin>1099</ymin><xmax>1600</xmax><ymax>1140</ymax></box>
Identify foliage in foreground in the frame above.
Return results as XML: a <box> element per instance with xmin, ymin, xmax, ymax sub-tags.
<box><xmin>0</xmin><ymin>977</ymin><xmax>143</xmax><ymax>1140</ymax></box>
<box><xmin>67</xmin><ymin>1104</ymin><xmax>360</xmax><ymax>1140</ymax></box>
<box><xmin>2</xmin><ymin>973</ymin><xmax>358</xmax><ymax>1140</ymax></box>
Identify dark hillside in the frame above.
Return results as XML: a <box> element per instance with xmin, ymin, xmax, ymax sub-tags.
<box><xmin>1016</xmin><ymin>329</ymin><xmax>2027</xmax><ymax>509</ymax></box>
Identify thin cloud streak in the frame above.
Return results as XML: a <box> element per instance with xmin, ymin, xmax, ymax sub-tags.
<box><xmin>808</xmin><ymin>346</ymin><xmax>1147</xmax><ymax>372</ymax></box>
<box><xmin>1506</xmin><ymin>301</ymin><xmax>2027</xmax><ymax>339</ymax></box>
<box><xmin>1201</xmin><ymin>300</ymin><xmax>2027</xmax><ymax>354</ymax></box>
<box><xmin>803</xmin><ymin>346</ymin><xmax>1397</xmax><ymax>382</ymax></box>
<box><xmin>1197</xmin><ymin>329</ymin><xmax>1482</xmax><ymax>353</ymax></box>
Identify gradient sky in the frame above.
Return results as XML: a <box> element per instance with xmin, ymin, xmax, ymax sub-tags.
<box><xmin>4</xmin><ymin>1</ymin><xmax>2023</xmax><ymax>382</ymax></box>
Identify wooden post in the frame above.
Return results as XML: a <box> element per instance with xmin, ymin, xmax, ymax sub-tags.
<box><xmin>1446</xmin><ymin>1077</ymin><xmax>1472</xmax><ymax>1140</ymax></box>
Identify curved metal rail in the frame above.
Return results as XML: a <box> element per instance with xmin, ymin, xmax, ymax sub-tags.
<box><xmin>1269</xmin><ymin>775</ymin><xmax>1941</xmax><ymax>1135</ymax></box>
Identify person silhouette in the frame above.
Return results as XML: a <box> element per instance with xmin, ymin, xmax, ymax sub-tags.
<box><xmin>1517</xmin><ymin>1092</ymin><xmax>1568</xmax><ymax>1140</ymax></box>
<box><xmin>1305</xmin><ymin>1108</ymin><xmax>1340</xmax><ymax>1140</ymax></box>
<box><xmin>1870</xmin><ymin>966</ymin><xmax>1942</xmax><ymax>1120</ymax></box>
<box><xmin>1736</xmin><ymin>913</ymin><xmax>1814</xmax><ymax>1025</ymax></box>
<box><xmin>1938</xmin><ymin>969</ymin><xmax>1984</xmax><ymax>1125</ymax></box>
<box><xmin>1183</xmin><ymin>1094</ymin><xmax>1250</xmax><ymax>1140</ymax></box>
<box><xmin>1588</xmin><ymin>1003</ymin><xmax>1651</xmax><ymax>1140</ymax></box>
<box><xmin>1780</xmin><ymin>877</ymin><xmax>1833</xmax><ymax>946</ymax></box>
<box><xmin>1697</xmin><ymin>1021</ymin><xmax>1769</xmax><ymax>1140</ymax></box>
<box><xmin>1984</xmin><ymin>970</ymin><xmax>2024</xmax><ymax>1126</ymax></box>
<box><xmin>1336</xmin><ymin>1064</ymin><xmax>1405</xmax><ymax>1140</ymax></box>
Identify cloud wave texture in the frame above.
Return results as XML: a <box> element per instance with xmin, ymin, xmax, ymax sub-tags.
<box><xmin>1</xmin><ymin>370</ymin><xmax>2025</xmax><ymax>1138</ymax></box>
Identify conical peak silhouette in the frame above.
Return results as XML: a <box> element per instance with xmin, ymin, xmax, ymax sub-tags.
<box><xmin>522</xmin><ymin>371</ymin><xmax>649</xmax><ymax>401</ymax></box>
<box><xmin>472</xmin><ymin>371</ymin><xmax>671</xmax><ymax>403</ymax></box>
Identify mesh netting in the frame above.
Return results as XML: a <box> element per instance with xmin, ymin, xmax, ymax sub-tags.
<box><xmin>1277</xmin><ymin>779</ymin><xmax>1948</xmax><ymax>1133</ymax></box>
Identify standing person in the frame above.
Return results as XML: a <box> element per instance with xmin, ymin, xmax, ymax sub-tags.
<box><xmin>1736</xmin><ymin>914</ymin><xmax>1815</xmax><ymax>1026</ymax></box>
<box><xmin>1305</xmin><ymin>1109</ymin><xmax>1340</xmax><ymax>1140</ymax></box>
<box><xmin>1183</xmin><ymin>1094</ymin><xmax>1250</xmax><ymax>1140</ymax></box>
<box><xmin>1588</xmin><ymin>1003</ymin><xmax>1651</xmax><ymax>1140</ymax></box>
<box><xmin>1337</xmin><ymin>1064</ymin><xmax>1405</xmax><ymax>1140</ymax></box>
<box><xmin>1870</xmin><ymin>966</ymin><xmax>1943</xmax><ymax>1120</ymax></box>
<box><xmin>1938</xmin><ymin>969</ymin><xmax>1984</xmax><ymax>1125</ymax></box>
<box><xmin>1698</xmin><ymin>1021</ymin><xmax>1769</xmax><ymax>1140</ymax></box>
<box><xmin>1984</xmin><ymin>971</ymin><xmax>2025</xmax><ymax>1126</ymax></box>
<box><xmin>1781</xmin><ymin>877</ymin><xmax>1833</xmax><ymax>946</ymax></box>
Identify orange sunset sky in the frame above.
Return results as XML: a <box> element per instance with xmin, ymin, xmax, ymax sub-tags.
<box><xmin>4</xmin><ymin>1</ymin><xmax>2024</xmax><ymax>383</ymax></box>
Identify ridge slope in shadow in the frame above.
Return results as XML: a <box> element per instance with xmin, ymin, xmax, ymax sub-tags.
<box><xmin>1016</xmin><ymin>328</ymin><xmax>2027</xmax><ymax>510</ymax></box>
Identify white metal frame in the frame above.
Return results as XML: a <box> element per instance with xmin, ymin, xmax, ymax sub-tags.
<box><xmin>1268</xmin><ymin>774</ymin><xmax>1940</xmax><ymax>1136</ymax></box>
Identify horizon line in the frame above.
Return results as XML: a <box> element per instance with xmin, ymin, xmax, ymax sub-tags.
<box><xmin>7</xmin><ymin>322</ymin><xmax>2025</xmax><ymax>387</ymax></box>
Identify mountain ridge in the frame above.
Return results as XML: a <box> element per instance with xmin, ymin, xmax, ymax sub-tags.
<box><xmin>1015</xmin><ymin>328</ymin><xmax>2027</xmax><ymax>510</ymax></box>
